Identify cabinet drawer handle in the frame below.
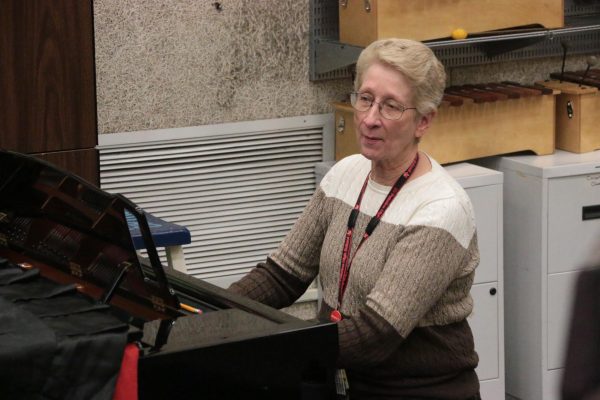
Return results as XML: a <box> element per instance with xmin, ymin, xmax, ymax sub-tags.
<box><xmin>582</xmin><ymin>205</ymin><xmax>600</xmax><ymax>221</ymax></box>
<box><xmin>489</xmin><ymin>287</ymin><xmax>497</xmax><ymax>296</ymax></box>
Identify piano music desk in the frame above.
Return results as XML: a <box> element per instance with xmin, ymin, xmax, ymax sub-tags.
<box><xmin>126</xmin><ymin>211</ymin><xmax>191</xmax><ymax>272</ymax></box>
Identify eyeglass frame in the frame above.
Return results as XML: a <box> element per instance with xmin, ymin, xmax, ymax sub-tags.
<box><xmin>349</xmin><ymin>92</ymin><xmax>417</xmax><ymax>121</ymax></box>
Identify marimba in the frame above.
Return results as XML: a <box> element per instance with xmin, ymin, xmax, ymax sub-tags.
<box><xmin>334</xmin><ymin>81</ymin><xmax>558</xmax><ymax>164</ymax></box>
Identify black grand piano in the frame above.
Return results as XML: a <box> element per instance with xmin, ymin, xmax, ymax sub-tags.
<box><xmin>0</xmin><ymin>150</ymin><xmax>337</xmax><ymax>400</ymax></box>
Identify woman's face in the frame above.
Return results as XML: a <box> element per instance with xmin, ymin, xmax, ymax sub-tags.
<box><xmin>354</xmin><ymin>61</ymin><xmax>432</xmax><ymax>168</ymax></box>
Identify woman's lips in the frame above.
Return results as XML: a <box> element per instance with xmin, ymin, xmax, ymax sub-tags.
<box><xmin>362</xmin><ymin>134</ymin><xmax>382</xmax><ymax>145</ymax></box>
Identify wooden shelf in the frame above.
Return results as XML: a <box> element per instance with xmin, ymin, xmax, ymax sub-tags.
<box><xmin>310</xmin><ymin>0</ymin><xmax>600</xmax><ymax>80</ymax></box>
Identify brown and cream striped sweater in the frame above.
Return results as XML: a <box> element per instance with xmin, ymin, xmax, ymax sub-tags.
<box><xmin>229</xmin><ymin>154</ymin><xmax>480</xmax><ymax>399</ymax></box>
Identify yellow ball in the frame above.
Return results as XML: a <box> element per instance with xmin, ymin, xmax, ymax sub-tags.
<box><xmin>451</xmin><ymin>28</ymin><xmax>468</xmax><ymax>40</ymax></box>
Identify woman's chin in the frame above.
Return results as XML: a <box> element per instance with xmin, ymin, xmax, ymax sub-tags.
<box><xmin>359</xmin><ymin>148</ymin><xmax>381</xmax><ymax>161</ymax></box>
<box><xmin>359</xmin><ymin>140</ymin><xmax>381</xmax><ymax>157</ymax></box>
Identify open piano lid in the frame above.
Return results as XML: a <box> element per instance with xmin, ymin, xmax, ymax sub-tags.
<box><xmin>0</xmin><ymin>150</ymin><xmax>339</xmax><ymax>399</ymax></box>
<box><xmin>0</xmin><ymin>149</ymin><xmax>180</xmax><ymax>316</ymax></box>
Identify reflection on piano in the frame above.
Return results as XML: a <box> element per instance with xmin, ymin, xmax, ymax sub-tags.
<box><xmin>0</xmin><ymin>150</ymin><xmax>337</xmax><ymax>400</ymax></box>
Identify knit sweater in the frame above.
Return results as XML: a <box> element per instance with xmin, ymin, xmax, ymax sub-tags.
<box><xmin>229</xmin><ymin>153</ymin><xmax>480</xmax><ymax>399</ymax></box>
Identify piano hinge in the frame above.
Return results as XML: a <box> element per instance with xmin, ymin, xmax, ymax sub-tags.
<box><xmin>69</xmin><ymin>262</ymin><xmax>83</xmax><ymax>278</ymax></box>
<box><xmin>151</xmin><ymin>295</ymin><xmax>166</xmax><ymax>313</ymax></box>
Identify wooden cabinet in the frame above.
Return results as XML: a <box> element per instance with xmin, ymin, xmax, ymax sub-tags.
<box><xmin>0</xmin><ymin>0</ymin><xmax>98</xmax><ymax>185</ymax></box>
<box><xmin>338</xmin><ymin>0</ymin><xmax>563</xmax><ymax>46</ymax></box>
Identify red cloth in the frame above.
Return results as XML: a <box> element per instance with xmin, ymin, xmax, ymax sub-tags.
<box><xmin>113</xmin><ymin>343</ymin><xmax>139</xmax><ymax>400</ymax></box>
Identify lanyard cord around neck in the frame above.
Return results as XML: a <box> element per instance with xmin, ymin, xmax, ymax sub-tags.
<box><xmin>330</xmin><ymin>153</ymin><xmax>419</xmax><ymax>322</ymax></box>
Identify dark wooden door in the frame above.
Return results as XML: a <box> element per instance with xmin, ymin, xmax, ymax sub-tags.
<box><xmin>0</xmin><ymin>0</ymin><xmax>98</xmax><ymax>184</ymax></box>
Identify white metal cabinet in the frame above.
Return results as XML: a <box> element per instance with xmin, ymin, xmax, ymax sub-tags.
<box><xmin>446</xmin><ymin>163</ymin><xmax>505</xmax><ymax>400</ymax></box>
<box><xmin>478</xmin><ymin>150</ymin><xmax>600</xmax><ymax>400</ymax></box>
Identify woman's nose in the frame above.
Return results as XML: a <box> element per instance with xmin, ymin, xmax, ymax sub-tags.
<box><xmin>362</xmin><ymin>103</ymin><xmax>382</xmax><ymax>127</ymax></box>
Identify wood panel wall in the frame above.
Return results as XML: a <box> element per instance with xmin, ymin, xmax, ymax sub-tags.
<box><xmin>0</xmin><ymin>0</ymin><xmax>98</xmax><ymax>185</ymax></box>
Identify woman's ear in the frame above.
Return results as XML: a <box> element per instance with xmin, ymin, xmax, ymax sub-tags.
<box><xmin>415</xmin><ymin>111</ymin><xmax>436</xmax><ymax>139</ymax></box>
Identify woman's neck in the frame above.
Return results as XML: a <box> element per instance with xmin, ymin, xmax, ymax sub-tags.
<box><xmin>370</xmin><ymin>151</ymin><xmax>431</xmax><ymax>186</ymax></box>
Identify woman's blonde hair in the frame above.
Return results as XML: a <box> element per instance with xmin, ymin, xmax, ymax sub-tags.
<box><xmin>354</xmin><ymin>38</ymin><xmax>446</xmax><ymax>116</ymax></box>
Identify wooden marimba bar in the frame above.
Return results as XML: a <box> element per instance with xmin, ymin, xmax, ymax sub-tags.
<box><xmin>441</xmin><ymin>81</ymin><xmax>553</xmax><ymax>106</ymax></box>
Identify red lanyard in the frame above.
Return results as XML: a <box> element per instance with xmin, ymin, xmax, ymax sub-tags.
<box><xmin>330</xmin><ymin>153</ymin><xmax>419</xmax><ymax>322</ymax></box>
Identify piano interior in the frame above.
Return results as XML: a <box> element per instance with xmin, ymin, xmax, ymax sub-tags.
<box><xmin>0</xmin><ymin>150</ymin><xmax>338</xmax><ymax>400</ymax></box>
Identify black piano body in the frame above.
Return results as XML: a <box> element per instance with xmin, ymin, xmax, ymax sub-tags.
<box><xmin>0</xmin><ymin>150</ymin><xmax>338</xmax><ymax>400</ymax></box>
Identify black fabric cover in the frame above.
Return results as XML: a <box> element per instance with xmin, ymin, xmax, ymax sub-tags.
<box><xmin>0</xmin><ymin>259</ymin><xmax>128</xmax><ymax>400</ymax></box>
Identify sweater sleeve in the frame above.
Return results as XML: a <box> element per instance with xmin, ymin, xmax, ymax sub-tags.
<box><xmin>228</xmin><ymin>187</ymin><xmax>330</xmax><ymax>308</ymax></box>
<box><xmin>316</xmin><ymin>302</ymin><xmax>403</xmax><ymax>367</ymax></box>
<box><xmin>228</xmin><ymin>256</ymin><xmax>309</xmax><ymax>309</ymax></box>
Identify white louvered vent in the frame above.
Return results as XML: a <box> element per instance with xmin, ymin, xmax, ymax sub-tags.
<box><xmin>98</xmin><ymin>115</ymin><xmax>334</xmax><ymax>290</ymax></box>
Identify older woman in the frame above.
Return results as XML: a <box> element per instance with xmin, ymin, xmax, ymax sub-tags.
<box><xmin>229</xmin><ymin>38</ymin><xmax>480</xmax><ymax>400</ymax></box>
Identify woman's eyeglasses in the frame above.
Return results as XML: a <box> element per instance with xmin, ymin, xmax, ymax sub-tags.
<box><xmin>350</xmin><ymin>92</ymin><xmax>417</xmax><ymax>120</ymax></box>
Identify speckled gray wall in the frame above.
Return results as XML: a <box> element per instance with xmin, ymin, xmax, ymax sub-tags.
<box><xmin>93</xmin><ymin>0</ymin><xmax>351</xmax><ymax>135</ymax></box>
<box><xmin>93</xmin><ymin>0</ymin><xmax>597</xmax><ymax>135</ymax></box>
